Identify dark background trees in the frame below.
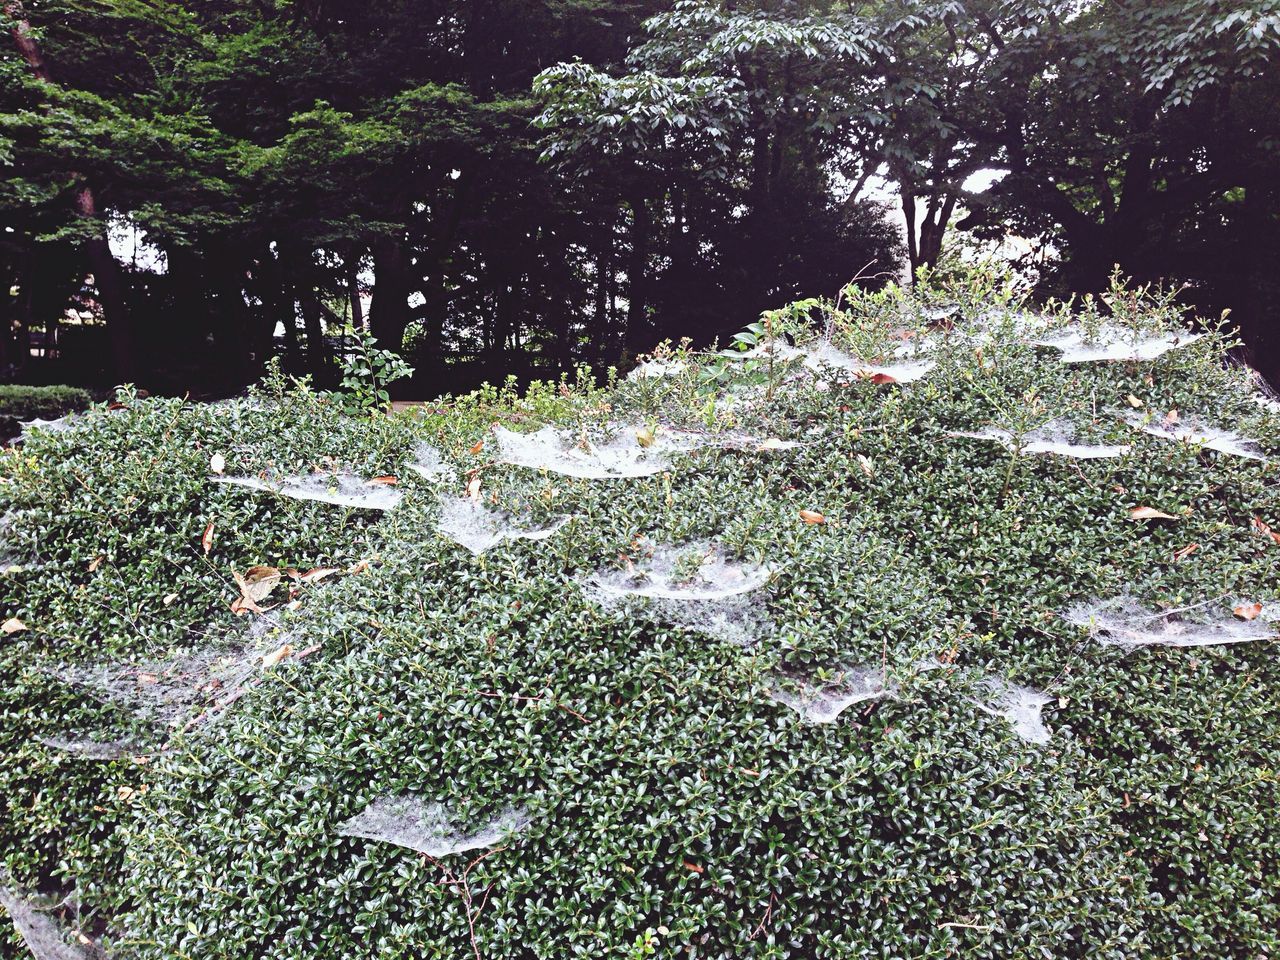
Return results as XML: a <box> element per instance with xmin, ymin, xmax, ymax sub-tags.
<box><xmin>2</xmin><ymin>0</ymin><xmax>1277</xmax><ymax>395</ymax></box>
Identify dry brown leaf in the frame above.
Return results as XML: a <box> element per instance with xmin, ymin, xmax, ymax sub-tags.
<box><xmin>201</xmin><ymin>520</ymin><xmax>215</xmax><ymax>555</ymax></box>
<box><xmin>1251</xmin><ymin>516</ymin><xmax>1280</xmax><ymax>545</ymax></box>
<box><xmin>231</xmin><ymin>566</ymin><xmax>280</xmax><ymax>615</ymax></box>
<box><xmin>1162</xmin><ymin>408</ymin><xmax>1179</xmax><ymax>427</ymax></box>
<box><xmin>210</xmin><ymin>453</ymin><xmax>226</xmax><ymax>475</ymax></box>
<box><xmin>1</xmin><ymin>617</ymin><xmax>27</xmax><ymax>635</ymax></box>
<box><xmin>1171</xmin><ymin>542</ymin><xmax>1200</xmax><ymax>562</ymax></box>
<box><xmin>162</xmin><ymin>592</ymin><xmax>178</xmax><ymax>605</ymax></box>
<box><xmin>799</xmin><ymin>509</ymin><xmax>826</xmax><ymax>525</ymax></box>
<box><xmin>682</xmin><ymin>861</ymin><xmax>704</xmax><ymax>874</ymax></box>
<box><xmin>369</xmin><ymin>475</ymin><xmax>398</xmax><ymax>486</ymax></box>
<box><xmin>88</xmin><ymin>555</ymin><xmax>103</xmax><ymax>572</ymax></box>
<box><xmin>469</xmin><ymin>440</ymin><xmax>485</xmax><ymax>455</ymax></box>
<box><xmin>299</xmin><ymin>566</ymin><xmax>341</xmax><ymax>584</ymax></box>
<box><xmin>346</xmin><ymin>559</ymin><xmax>371</xmax><ymax>575</ymax></box>
<box><xmin>241</xmin><ymin>566</ymin><xmax>281</xmax><ymax>601</ymax></box>
<box><xmin>1233</xmin><ymin>602</ymin><xmax>1262</xmax><ymax>621</ymax></box>
<box><xmin>230</xmin><ymin>595</ymin><xmax>260</xmax><ymax>616</ymax></box>
<box><xmin>466</xmin><ymin>475</ymin><xmax>482</xmax><ymax>503</ymax></box>
<box><xmin>1126</xmin><ymin>394</ymin><xmax>1144</xmax><ymax>409</ymax></box>
<box><xmin>869</xmin><ymin>372</ymin><xmax>897</xmax><ymax>385</ymax></box>
<box><xmin>261</xmin><ymin>643</ymin><xmax>295</xmax><ymax>668</ymax></box>
<box><xmin>1128</xmin><ymin>506</ymin><xmax>1179</xmax><ymax>521</ymax></box>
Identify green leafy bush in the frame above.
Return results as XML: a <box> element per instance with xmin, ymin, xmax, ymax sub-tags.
<box><xmin>2</xmin><ymin>271</ymin><xmax>1278</xmax><ymax>959</ymax></box>
<box><xmin>0</xmin><ymin>385</ymin><xmax>92</xmax><ymax>422</ymax></box>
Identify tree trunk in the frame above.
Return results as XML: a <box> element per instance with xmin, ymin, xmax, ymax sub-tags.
<box><xmin>298</xmin><ymin>289</ymin><xmax>328</xmax><ymax>382</ymax></box>
<box><xmin>348</xmin><ymin>253</ymin><xmax>365</xmax><ymax>332</ymax></box>
<box><xmin>625</xmin><ymin>192</ymin><xmax>651</xmax><ymax>353</ymax></box>
<box><xmin>369</xmin><ymin>236</ymin><xmax>412</xmax><ymax>351</ymax></box>
<box><xmin>9</xmin><ymin>1</ymin><xmax>135</xmax><ymax>381</ymax></box>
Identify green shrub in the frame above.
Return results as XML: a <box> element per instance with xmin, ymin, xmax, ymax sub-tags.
<box><xmin>2</xmin><ymin>270</ymin><xmax>1278</xmax><ymax>959</ymax></box>
<box><xmin>0</xmin><ymin>384</ymin><xmax>92</xmax><ymax>422</ymax></box>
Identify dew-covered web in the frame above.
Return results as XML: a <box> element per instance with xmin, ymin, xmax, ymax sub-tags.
<box><xmin>950</xmin><ymin>418</ymin><xmax>1131</xmax><ymax>459</ymax></box>
<box><xmin>34</xmin><ymin>735</ymin><xmax>144</xmax><ymax>761</ymax></box>
<box><xmin>48</xmin><ymin>612</ymin><xmax>306</xmax><ymax>733</ymax></box>
<box><xmin>18</xmin><ymin>414</ymin><xmax>81</xmax><ymax>441</ymax></box>
<box><xmin>0</xmin><ymin>880</ymin><xmax>100</xmax><ymax>960</ymax></box>
<box><xmin>493</xmin><ymin>423</ymin><xmax>707</xmax><ymax>479</ymax></box>
<box><xmin>766</xmin><ymin>664</ymin><xmax>894</xmax><ymax>724</ymax></box>
<box><xmin>436</xmin><ymin>497</ymin><xmax>570</xmax><ymax>556</ymax></box>
<box><xmin>1064</xmin><ymin>597</ymin><xmax>1278</xmax><ymax>648</ymax></box>
<box><xmin>582</xmin><ymin>540</ymin><xmax>773</xmax><ymax>645</ymax></box>
<box><xmin>1</xmin><ymin>510</ymin><xmax>24</xmax><ymax>572</ymax></box>
<box><xmin>626</xmin><ymin>359</ymin><xmax>688</xmax><ymax>381</ymax></box>
<box><xmin>800</xmin><ymin>340</ymin><xmax>936</xmax><ymax>383</ymax></box>
<box><xmin>1032</xmin><ymin>324</ymin><xmax>1202</xmax><ymax>363</ymax></box>
<box><xmin>1125</xmin><ymin>412</ymin><xmax>1268</xmax><ymax>461</ymax></box>
<box><xmin>407</xmin><ymin>441</ymin><xmax>454</xmax><ymax>482</ymax></box>
<box><xmin>720</xmin><ymin>339</ymin><xmax>935</xmax><ymax>382</ymax></box>
<box><xmin>338</xmin><ymin>796</ymin><xmax>531</xmax><ymax>858</ymax></box>
<box><xmin>971</xmin><ymin>680</ymin><xmax>1053</xmax><ymax>744</ymax></box>
<box><xmin>212</xmin><ymin>470</ymin><xmax>402</xmax><ymax>510</ymax></box>
<box><xmin>587</xmin><ymin>541</ymin><xmax>771</xmax><ymax>601</ymax></box>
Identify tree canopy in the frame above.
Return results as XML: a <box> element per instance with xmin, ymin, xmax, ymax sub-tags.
<box><xmin>2</xmin><ymin>0</ymin><xmax>1278</xmax><ymax>392</ymax></box>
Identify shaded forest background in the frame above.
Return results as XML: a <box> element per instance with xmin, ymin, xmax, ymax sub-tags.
<box><xmin>2</xmin><ymin>0</ymin><xmax>1278</xmax><ymax>397</ymax></box>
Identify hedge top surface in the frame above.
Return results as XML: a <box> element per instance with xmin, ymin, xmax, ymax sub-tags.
<box><xmin>2</xmin><ymin>276</ymin><xmax>1279</xmax><ymax>959</ymax></box>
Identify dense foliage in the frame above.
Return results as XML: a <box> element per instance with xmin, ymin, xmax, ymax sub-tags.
<box><xmin>3</xmin><ymin>0</ymin><xmax>1278</xmax><ymax>390</ymax></box>
<box><xmin>0</xmin><ymin>383</ymin><xmax>89</xmax><ymax>420</ymax></box>
<box><xmin>2</xmin><ymin>273</ymin><xmax>1278</xmax><ymax>958</ymax></box>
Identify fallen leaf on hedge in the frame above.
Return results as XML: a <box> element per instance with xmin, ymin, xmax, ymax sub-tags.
<box><xmin>346</xmin><ymin>559</ymin><xmax>371</xmax><ymax>575</ymax></box>
<box><xmin>1128</xmin><ymin>506</ymin><xmax>1179</xmax><ymax>521</ymax></box>
<box><xmin>469</xmin><ymin>440</ymin><xmax>485</xmax><ymax>455</ymax></box>
<box><xmin>201</xmin><ymin>520</ymin><xmax>215</xmax><ymax>554</ymax></box>
<box><xmin>1126</xmin><ymin>394</ymin><xmax>1143</xmax><ymax>408</ymax></box>
<box><xmin>231</xmin><ymin>566</ymin><xmax>280</xmax><ymax>614</ymax></box>
<box><xmin>261</xmin><ymin>643</ymin><xmax>294</xmax><ymax>668</ymax></box>
<box><xmin>1233</xmin><ymin>602</ymin><xmax>1262</xmax><ymax>621</ymax></box>
<box><xmin>1</xmin><ymin>617</ymin><xmax>27</xmax><ymax>635</ymax></box>
<box><xmin>1251</xmin><ymin>516</ymin><xmax>1280</xmax><ymax>545</ymax></box>
<box><xmin>869</xmin><ymin>372</ymin><xmax>897</xmax><ymax>384</ymax></box>
<box><xmin>299</xmin><ymin>566</ymin><xmax>341</xmax><ymax>583</ymax></box>
<box><xmin>682</xmin><ymin>861</ymin><xmax>704</xmax><ymax>874</ymax></box>
<box><xmin>1162</xmin><ymin>408</ymin><xmax>1179</xmax><ymax>427</ymax></box>
<box><xmin>230</xmin><ymin>595</ymin><xmax>260</xmax><ymax>616</ymax></box>
<box><xmin>163</xmin><ymin>592</ymin><xmax>178</xmax><ymax>605</ymax></box>
<box><xmin>88</xmin><ymin>555</ymin><xmax>103</xmax><ymax>572</ymax></box>
<box><xmin>240</xmin><ymin>566</ymin><xmax>280</xmax><ymax>600</ymax></box>
<box><xmin>466</xmin><ymin>476</ymin><xmax>482</xmax><ymax>502</ymax></box>
<box><xmin>1171</xmin><ymin>542</ymin><xmax>1199</xmax><ymax>561</ymax></box>
<box><xmin>210</xmin><ymin>453</ymin><xmax>225</xmax><ymax>475</ymax></box>
<box><xmin>799</xmin><ymin>510</ymin><xmax>826</xmax><ymax>524</ymax></box>
<box><xmin>369</xmin><ymin>475</ymin><xmax>397</xmax><ymax>486</ymax></box>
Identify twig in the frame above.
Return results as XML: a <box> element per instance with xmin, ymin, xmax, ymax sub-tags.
<box><xmin>749</xmin><ymin>892</ymin><xmax>778</xmax><ymax>940</ymax></box>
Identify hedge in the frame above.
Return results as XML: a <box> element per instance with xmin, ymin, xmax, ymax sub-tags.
<box><xmin>1</xmin><ymin>272</ymin><xmax>1277</xmax><ymax>959</ymax></box>
<box><xmin>0</xmin><ymin>385</ymin><xmax>92</xmax><ymax>423</ymax></box>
